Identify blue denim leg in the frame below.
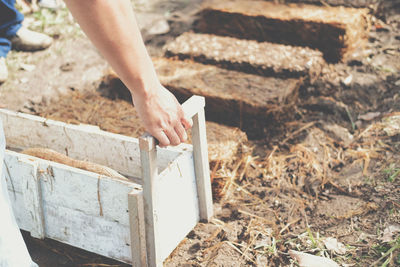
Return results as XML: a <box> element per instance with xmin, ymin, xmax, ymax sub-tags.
<box><xmin>0</xmin><ymin>0</ymin><xmax>24</xmax><ymax>58</ymax></box>
<box><xmin>0</xmin><ymin>37</ymin><xmax>11</xmax><ymax>58</ymax></box>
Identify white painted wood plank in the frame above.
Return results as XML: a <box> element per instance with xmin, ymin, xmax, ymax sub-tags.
<box><xmin>182</xmin><ymin>95</ymin><xmax>213</xmax><ymax>220</ymax></box>
<box><xmin>43</xmin><ymin>203</ymin><xmax>134</xmax><ymax>263</ymax></box>
<box><xmin>128</xmin><ymin>190</ymin><xmax>147</xmax><ymax>267</ymax></box>
<box><xmin>7</xmin><ymin>188</ymin><xmax>135</xmax><ymax>263</ymax></box>
<box><xmin>6</xmin><ymin>148</ymin><xmax>200</xmax><ymax>264</ymax></box>
<box><xmin>5</xmin><ymin>150</ymin><xmax>139</xmax><ymax>225</ymax></box>
<box><xmin>3</xmin><ymin>158</ymin><xmax>33</xmax><ymax>232</ymax></box>
<box><xmin>181</xmin><ymin>95</ymin><xmax>205</xmax><ymax>119</ymax></box>
<box><xmin>3</xmin><ymin>150</ymin><xmax>144</xmax><ymax>263</ymax></box>
<box><xmin>155</xmin><ymin>151</ymin><xmax>199</xmax><ymax>261</ymax></box>
<box><xmin>191</xmin><ymin>102</ymin><xmax>213</xmax><ymax>221</ymax></box>
<box><xmin>0</xmin><ymin>109</ymin><xmax>180</xmax><ymax>179</ymax></box>
<box><xmin>139</xmin><ymin>134</ymin><xmax>163</xmax><ymax>267</ymax></box>
<box><xmin>20</xmin><ymin>158</ymin><xmax>45</xmax><ymax>239</ymax></box>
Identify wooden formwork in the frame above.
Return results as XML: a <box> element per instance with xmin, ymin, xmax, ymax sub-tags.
<box><xmin>1</xmin><ymin>96</ymin><xmax>213</xmax><ymax>266</ymax></box>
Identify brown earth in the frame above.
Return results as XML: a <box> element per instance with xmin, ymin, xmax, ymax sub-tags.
<box><xmin>0</xmin><ymin>1</ymin><xmax>399</xmax><ymax>267</ymax></box>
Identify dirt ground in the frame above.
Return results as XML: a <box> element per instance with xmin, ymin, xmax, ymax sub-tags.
<box><xmin>1</xmin><ymin>1</ymin><xmax>399</xmax><ymax>266</ymax></box>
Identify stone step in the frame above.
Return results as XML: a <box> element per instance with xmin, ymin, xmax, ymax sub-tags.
<box><xmin>101</xmin><ymin>58</ymin><xmax>302</xmax><ymax>138</ymax></box>
<box><xmin>269</xmin><ymin>0</ymin><xmax>379</xmax><ymax>8</ymax></box>
<box><xmin>266</xmin><ymin>0</ymin><xmax>399</xmax><ymax>14</ymax></box>
<box><xmin>193</xmin><ymin>0</ymin><xmax>370</xmax><ymax>62</ymax></box>
<box><xmin>164</xmin><ymin>32</ymin><xmax>324</xmax><ymax>79</ymax></box>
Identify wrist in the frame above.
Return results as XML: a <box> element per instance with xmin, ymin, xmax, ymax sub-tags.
<box><xmin>123</xmin><ymin>64</ymin><xmax>159</xmax><ymax>99</ymax></box>
<box><xmin>128</xmin><ymin>73</ymin><xmax>161</xmax><ymax>101</ymax></box>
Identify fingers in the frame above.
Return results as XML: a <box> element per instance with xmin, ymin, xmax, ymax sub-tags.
<box><xmin>163</xmin><ymin>127</ymin><xmax>181</xmax><ymax>147</ymax></box>
<box><xmin>181</xmin><ymin>116</ymin><xmax>193</xmax><ymax>130</ymax></box>
<box><xmin>152</xmin><ymin>121</ymin><xmax>189</xmax><ymax>147</ymax></box>
<box><xmin>155</xmin><ymin>107</ymin><xmax>191</xmax><ymax>147</ymax></box>
<box><xmin>152</xmin><ymin>130</ymin><xmax>170</xmax><ymax>147</ymax></box>
<box><xmin>143</xmin><ymin>92</ymin><xmax>192</xmax><ymax>147</ymax></box>
<box><xmin>175</xmin><ymin>123</ymin><xmax>188</xmax><ymax>143</ymax></box>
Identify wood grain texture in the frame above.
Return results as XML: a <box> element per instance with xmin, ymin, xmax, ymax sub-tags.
<box><xmin>4</xmin><ymin>150</ymin><xmax>141</xmax><ymax>263</ymax></box>
<box><xmin>5</xmin><ymin>148</ymin><xmax>200</xmax><ymax>264</ymax></box>
<box><xmin>139</xmin><ymin>135</ymin><xmax>163</xmax><ymax>267</ymax></box>
<box><xmin>0</xmin><ymin>109</ymin><xmax>179</xmax><ymax>180</ymax></box>
<box><xmin>128</xmin><ymin>190</ymin><xmax>147</xmax><ymax>267</ymax></box>
<box><xmin>192</xmin><ymin>109</ymin><xmax>213</xmax><ymax>221</ymax></box>
<box><xmin>20</xmin><ymin>157</ymin><xmax>45</xmax><ymax>239</ymax></box>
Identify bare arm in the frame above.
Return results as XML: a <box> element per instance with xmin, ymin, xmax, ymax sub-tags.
<box><xmin>64</xmin><ymin>0</ymin><xmax>191</xmax><ymax>146</ymax></box>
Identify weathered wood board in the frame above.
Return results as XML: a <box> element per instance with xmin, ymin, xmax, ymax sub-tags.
<box><xmin>164</xmin><ymin>32</ymin><xmax>324</xmax><ymax>78</ymax></box>
<box><xmin>1</xmin><ymin>98</ymin><xmax>209</xmax><ymax>265</ymax></box>
<box><xmin>4</xmin><ymin>136</ymin><xmax>199</xmax><ymax>265</ymax></box>
<box><xmin>194</xmin><ymin>0</ymin><xmax>370</xmax><ymax>62</ymax></box>
<box><xmin>0</xmin><ymin>108</ymin><xmax>181</xmax><ymax>181</ymax></box>
<box><xmin>4</xmin><ymin>150</ymin><xmax>141</xmax><ymax>263</ymax></box>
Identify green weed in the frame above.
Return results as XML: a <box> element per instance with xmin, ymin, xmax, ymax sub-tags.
<box><xmin>383</xmin><ymin>164</ymin><xmax>400</xmax><ymax>182</ymax></box>
<box><xmin>372</xmin><ymin>236</ymin><xmax>400</xmax><ymax>267</ymax></box>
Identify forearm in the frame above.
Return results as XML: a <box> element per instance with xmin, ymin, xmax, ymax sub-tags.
<box><xmin>64</xmin><ymin>0</ymin><xmax>157</xmax><ymax>98</ymax></box>
<box><xmin>64</xmin><ymin>0</ymin><xmax>191</xmax><ymax>147</ymax></box>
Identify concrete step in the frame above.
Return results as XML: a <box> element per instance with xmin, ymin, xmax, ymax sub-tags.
<box><xmin>268</xmin><ymin>0</ymin><xmax>378</xmax><ymax>8</ymax></box>
<box><xmin>193</xmin><ymin>0</ymin><xmax>370</xmax><ymax>62</ymax></box>
<box><xmin>164</xmin><ymin>32</ymin><xmax>324</xmax><ymax>79</ymax></box>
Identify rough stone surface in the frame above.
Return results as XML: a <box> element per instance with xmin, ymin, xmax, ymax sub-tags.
<box><xmin>164</xmin><ymin>32</ymin><xmax>324</xmax><ymax>78</ymax></box>
<box><xmin>194</xmin><ymin>0</ymin><xmax>370</xmax><ymax>62</ymax></box>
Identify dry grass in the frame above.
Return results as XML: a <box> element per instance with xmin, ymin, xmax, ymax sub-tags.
<box><xmin>199</xmin><ymin>113</ymin><xmax>399</xmax><ymax>265</ymax></box>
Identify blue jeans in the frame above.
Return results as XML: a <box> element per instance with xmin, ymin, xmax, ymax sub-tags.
<box><xmin>0</xmin><ymin>0</ymin><xmax>24</xmax><ymax>58</ymax></box>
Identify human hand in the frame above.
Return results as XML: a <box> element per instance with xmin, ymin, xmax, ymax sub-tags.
<box><xmin>132</xmin><ymin>83</ymin><xmax>192</xmax><ymax>147</ymax></box>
